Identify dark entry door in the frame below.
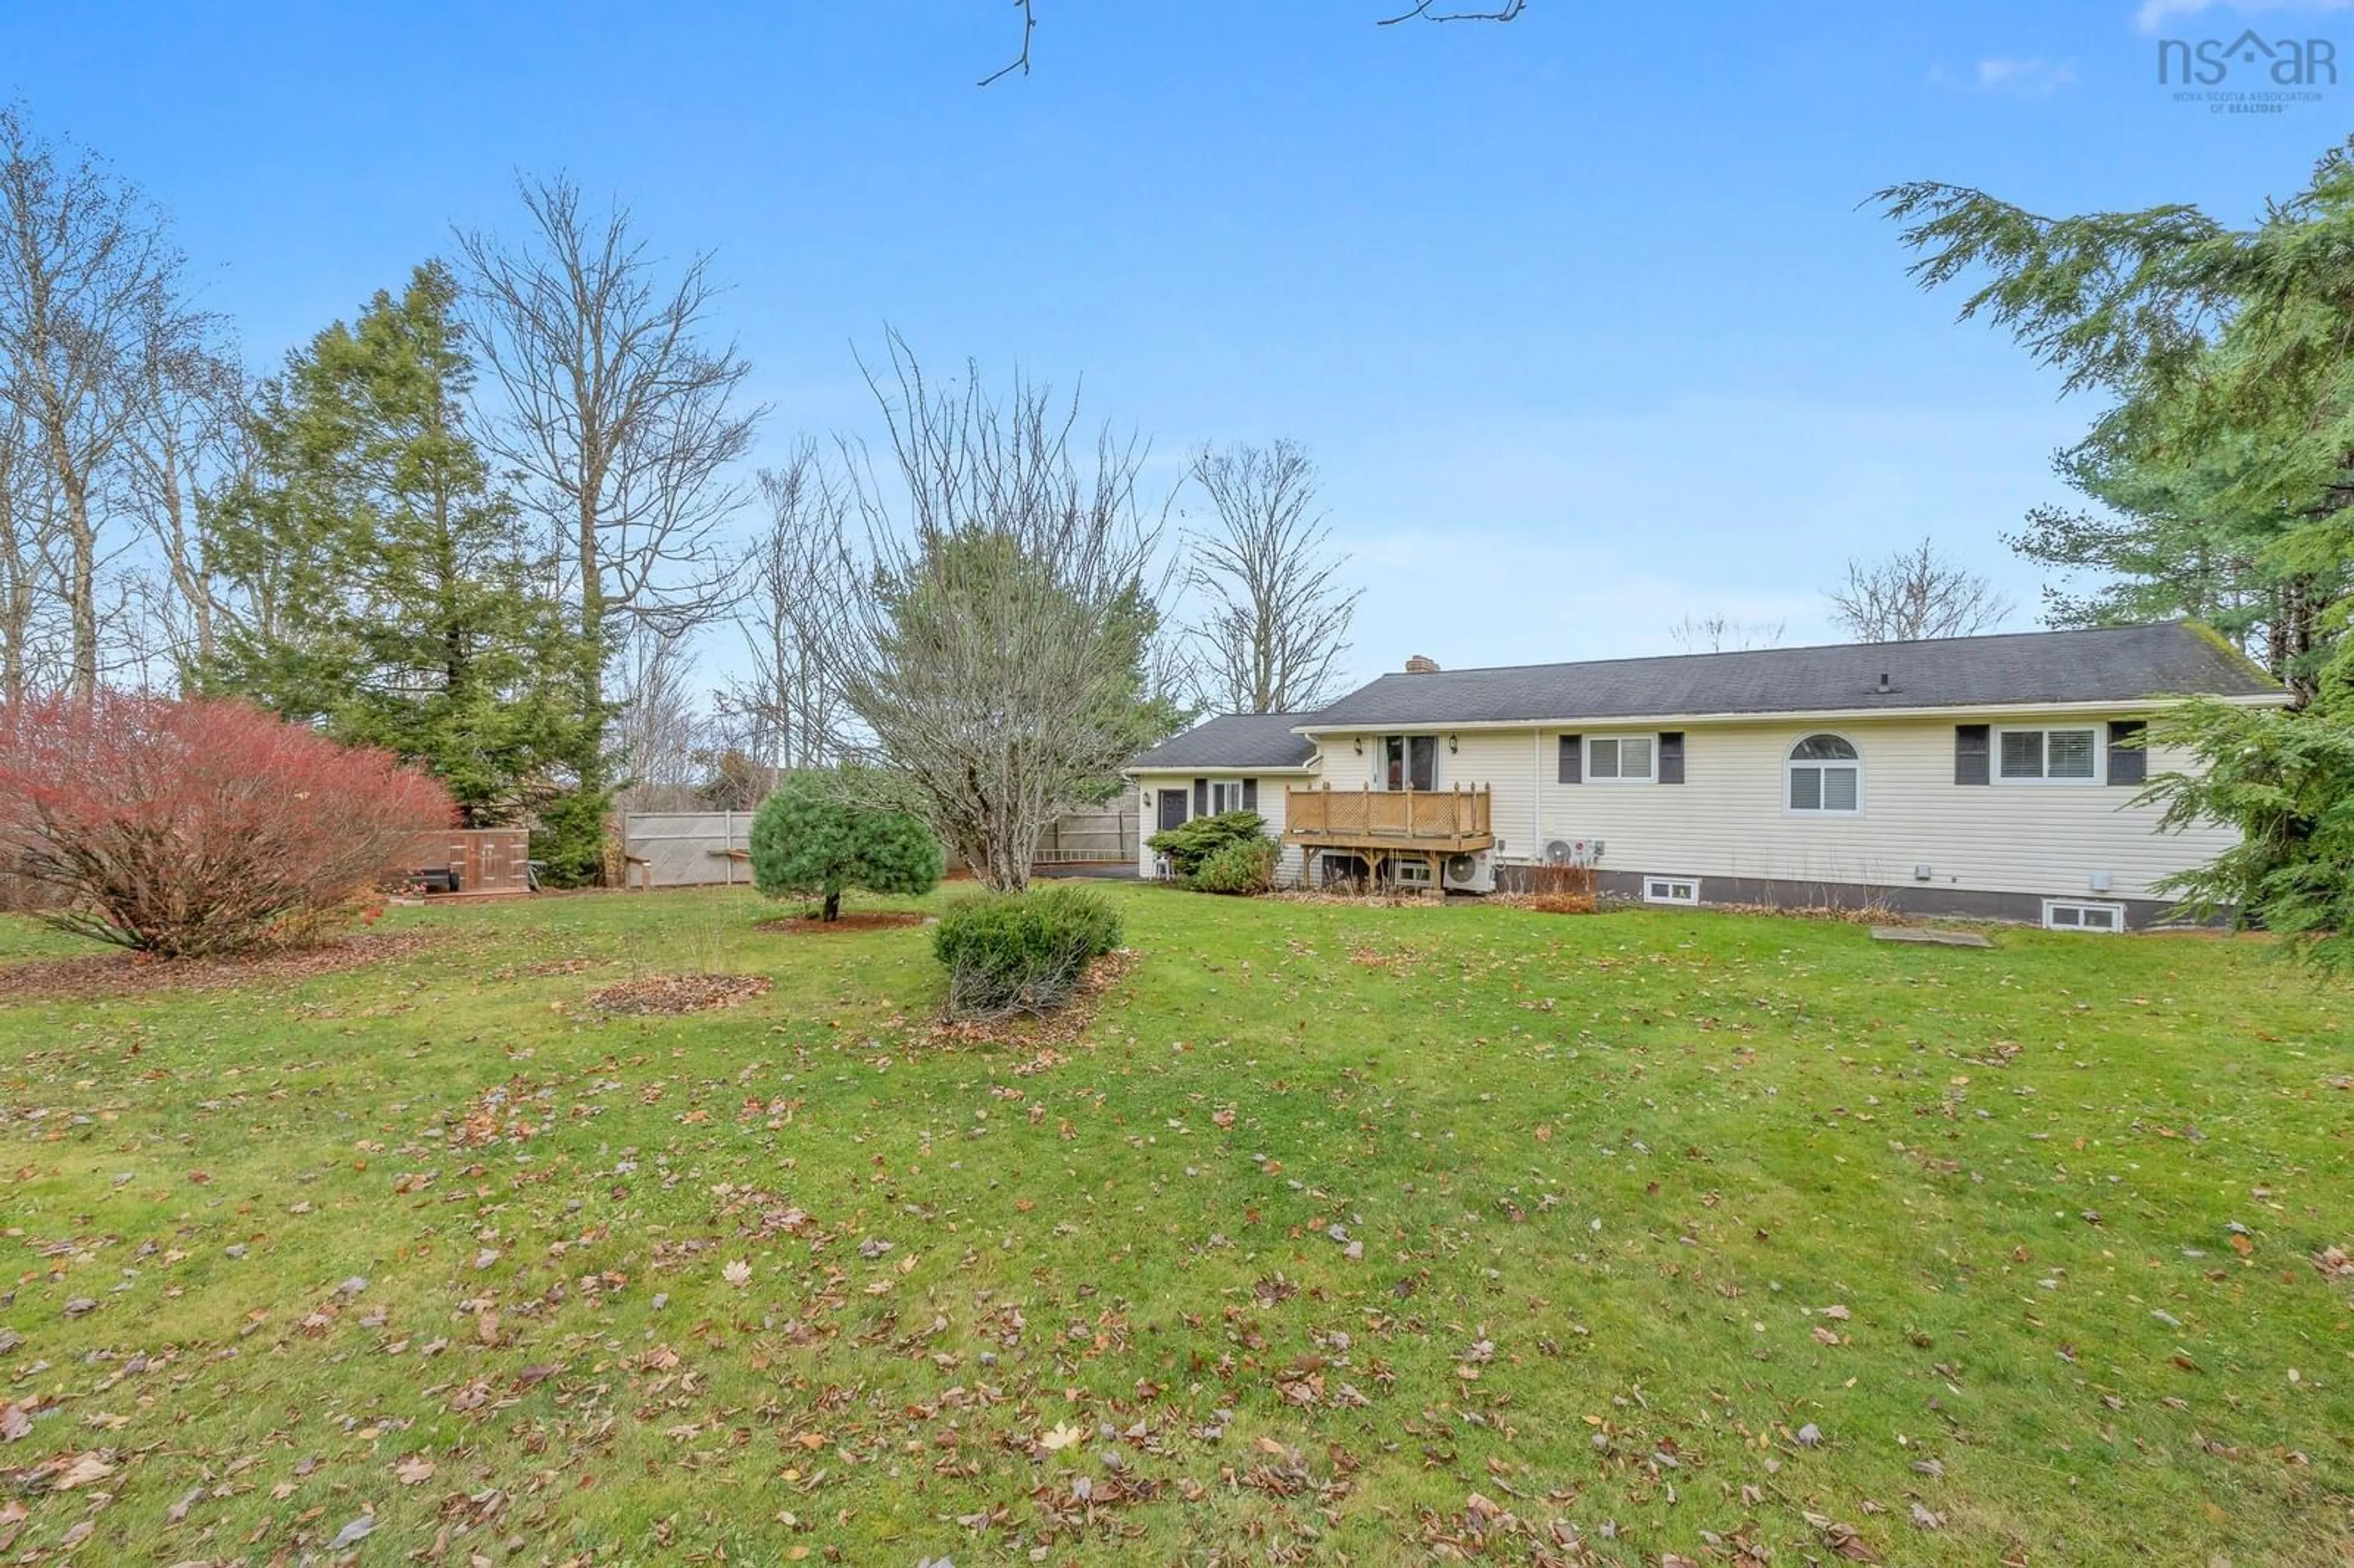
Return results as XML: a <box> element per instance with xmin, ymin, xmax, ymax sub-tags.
<box><xmin>1157</xmin><ymin>790</ymin><xmax>1189</xmax><ymax>832</ymax></box>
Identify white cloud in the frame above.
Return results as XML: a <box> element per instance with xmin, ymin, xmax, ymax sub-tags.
<box><xmin>1972</xmin><ymin>56</ymin><xmax>2076</xmax><ymax>94</ymax></box>
<box><xmin>2135</xmin><ymin>0</ymin><xmax>2354</xmax><ymax>35</ymax></box>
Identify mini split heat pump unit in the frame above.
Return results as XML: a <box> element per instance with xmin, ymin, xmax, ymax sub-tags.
<box><xmin>1442</xmin><ymin>850</ymin><xmax>1496</xmax><ymax>894</ymax></box>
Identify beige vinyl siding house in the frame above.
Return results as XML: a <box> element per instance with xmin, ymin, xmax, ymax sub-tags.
<box><xmin>1124</xmin><ymin>713</ymin><xmax>1317</xmax><ymax>883</ymax></box>
<box><xmin>1346</xmin><ymin>713</ymin><xmax>2236</xmax><ymax>916</ymax></box>
<box><xmin>1129</xmin><ymin>623</ymin><xmax>2283</xmax><ymax>928</ymax></box>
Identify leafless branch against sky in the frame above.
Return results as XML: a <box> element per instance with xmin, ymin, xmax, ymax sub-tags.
<box><xmin>978</xmin><ymin>0</ymin><xmax>1036</xmax><ymax>86</ymax></box>
<box><xmin>983</xmin><ymin>1</ymin><xmax>1526</xmax><ymax>85</ymax></box>
<box><xmin>1375</xmin><ymin>1</ymin><xmax>1528</xmax><ymax>25</ymax></box>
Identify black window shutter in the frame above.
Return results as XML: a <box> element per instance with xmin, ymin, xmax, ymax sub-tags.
<box><xmin>2106</xmin><ymin>720</ymin><xmax>2147</xmax><ymax>786</ymax></box>
<box><xmin>1658</xmin><ymin>731</ymin><xmax>1685</xmax><ymax>784</ymax></box>
<box><xmin>1193</xmin><ymin>777</ymin><xmax>1208</xmax><ymax>816</ymax></box>
<box><xmin>1954</xmin><ymin>725</ymin><xmax>1990</xmax><ymax>786</ymax></box>
<box><xmin>1241</xmin><ymin>777</ymin><xmax>1259</xmax><ymax>810</ymax></box>
<box><xmin>1557</xmin><ymin>734</ymin><xmax>1582</xmax><ymax>785</ymax></box>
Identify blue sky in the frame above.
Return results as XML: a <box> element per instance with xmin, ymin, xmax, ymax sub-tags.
<box><xmin>4</xmin><ymin>0</ymin><xmax>2345</xmax><ymax>685</ymax></box>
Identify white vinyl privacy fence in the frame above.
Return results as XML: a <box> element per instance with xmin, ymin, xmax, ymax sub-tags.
<box><xmin>621</xmin><ymin>799</ymin><xmax>1137</xmax><ymax>888</ymax></box>
<box><xmin>620</xmin><ymin>812</ymin><xmax>755</xmax><ymax>888</ymax></box>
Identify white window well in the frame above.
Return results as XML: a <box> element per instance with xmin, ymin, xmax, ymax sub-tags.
<box><xmin>1588</xmin><ymin>734</ymin><xmax>1656</xmax><ymax>783</ymax></box>
<box><xmin>1644</xmin><ymin>875</ymin><xmax>1699</xmax><ymax>906</ymax></box>
<box><xmin>1786</xmin><ymin>733</ymin><xmax>1862</xmax><ymax>813</ymax></box>
<box><xmin>2043</xmin><ymin>899</ymin><xmax>2124</xmax><ymax>932</ymax></box>
<box><xmin>2000</xmin><ymin>726</ymin><xmax>2100</xmax><ymax>783</ymax></box>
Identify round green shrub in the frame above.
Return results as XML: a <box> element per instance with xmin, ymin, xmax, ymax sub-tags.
<box><xmin>931</xmin><ymin>885</ymin><xmax>1123</xmax><ymax>1018</ymax></box>
<box><xmin>1189</xmin><ymin>836</ymin><xmax>1277</xmax><ymax>895</ymax></box>
<box><xmin>748</xmin><ymin>770</ymin><xmax>942</xmax><ymax>921</ymax></box>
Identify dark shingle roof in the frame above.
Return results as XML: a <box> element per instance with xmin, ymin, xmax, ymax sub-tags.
<box><xmin>1300</xmin><ymin>622</ymin><xmax>2278</xmax><ymax>729</ymax></box>
<box><xmin>1127</xmin><ymin>712</ymin><xmax>1319</xmax><ymax>771</ymax></box>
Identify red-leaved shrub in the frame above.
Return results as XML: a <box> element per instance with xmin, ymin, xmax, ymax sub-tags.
<box><xmin>0</xmin><ymin>694</ymin><xmax>456</xmax><ymax>957</ymax></box>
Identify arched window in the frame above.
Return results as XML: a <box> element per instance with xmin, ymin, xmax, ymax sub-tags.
<box><xmin>1787</xmin><ymin>733</ymin><xmax>1861</xmax><ymax>813</ymax></box>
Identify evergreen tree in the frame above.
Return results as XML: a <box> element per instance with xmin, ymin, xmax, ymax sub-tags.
<box><xmin>1880</xmin><ymin>142</ymin><xmax>2354</xmax><ymax>703</ymax></box>
<box><xmin>1881</xmin><ymin>137</ymin><xmax>2354</xmax><ymax>969</ymax></box>
<box><xmin>209</xmin><ymin>262</ymin><xmax>588</xmax><ymax>828</ymax></box>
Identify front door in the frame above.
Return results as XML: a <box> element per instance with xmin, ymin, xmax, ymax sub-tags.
<box><xmin>1157</xmin><ymin>790</ymin><xmax>1189</xmax><ymax>832</ymax></box>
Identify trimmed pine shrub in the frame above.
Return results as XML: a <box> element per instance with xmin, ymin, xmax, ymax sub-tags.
<box><xmin>932</xmin><ymin>885</ymin><xmax>1122</xmax><ymax>1019</ymax></box>
<box><xmin>749</xmin><ymin>770</ymin><xmax>942</xmax><ymax>920</ymax></box>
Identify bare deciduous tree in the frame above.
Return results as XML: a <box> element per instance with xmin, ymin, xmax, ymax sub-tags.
<box><xmin>823</xmin><ymin>337</ymin><xmax>1172</xmax><ymax>891</ymax></box>
<box><xmin>121</xmin><ymin>311</ymin><xmax>246</xmax><ymax>680</ymax></box>
<box><xmin>1666</xmin><ymin>612</ymin><xmax>1785</xmax><ymax>654</ymax></box>
<box><xmin>457</xmin><ymin>173</ymin><xmax>764</xmax><ymax>783</ymax></box>
<box><xmin>611</xmin><ymin>626</ymin><xmax>706</xmax><ymax>809</ymax></box>
<box><xmin>0</xmin><ymin>393</ymin><xmax>61</xmax><ymax>702</ymax></box>
<box><xmin>719</xmin><ymin>441</ymin><xmax>854</xmax><ymax>772</ymax></box>
<box><xmin>1826</xmin><ymin>538</ymin><xmax>2013</xmax><ymax>643</ymax></box>
<box><xmin>0</xmin><ymin>104</ymin><xmax>191</xmax><ymax>700</ymax></box>
<box><xmin>1184</xmin><ymin>438</ymin><xmax>1358</xmax><ymax>714</ymax></box>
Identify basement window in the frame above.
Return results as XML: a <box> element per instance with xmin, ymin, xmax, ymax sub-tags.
<box><xmin>2043</xmin><ymin>899</ymin><xmax>2124</xmax><ymax>933</ymax></box>
<box><xmin>1643</xmin><ymin>875</ymin><xmax>1699</xmax><ymax>907</ymax></box>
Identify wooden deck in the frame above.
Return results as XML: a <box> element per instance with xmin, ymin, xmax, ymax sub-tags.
<box><xmin>1283</xmin><ymin>785</ymin><xmax>1494</xmax><ymax>885</ymax></box>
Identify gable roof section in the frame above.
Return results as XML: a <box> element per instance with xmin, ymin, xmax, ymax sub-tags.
<box><xmin>1127</xmin><ymin>712</ymin><xmax>1319</xmax><ymax>772</ymax></box>
<box><xmin>1300</xmin><ymin>622</ymin><xmax>2279</xmax><ymax>729</ymax></box>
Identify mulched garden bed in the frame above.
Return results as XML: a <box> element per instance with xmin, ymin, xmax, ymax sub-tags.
<box><xmin>753</xmin><ymin>910</ymin><xmax>929</xmax><ymax>934</ymax></box>
<box><xmin>586</xmin><ymin>973</ymin><xmax>772</xmax><ymax>1016</ymax></box>
<box><xmin>0</xmin><ymin>932</ymin><xmax>440</xmax><ymax>1003</ymax></box>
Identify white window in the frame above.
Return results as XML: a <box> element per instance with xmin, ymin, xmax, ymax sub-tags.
<box><xmin>2043</xmin><ymin>899</ymin><xmax>2124</xmax><ymax>932</ymax></box>
<box><xmin>1786</xmin><ymin>733</ymin><xmax>1862</xmax><ymax>814</ymax></box>
<box><xmin>1208</xmin><ymin>780</ymin><xmax>1245</xmax><ymax>814</ymax></box>
<box><xmin>1999</xmin><ymin>726</ymin><xmax>2100</xmax><ymax>783</ymax></box>
<box><xmin>1588</xmin><ymin>734</ymin><xmax>1655</xmax><ymax>783</ymax></box>
<box><xmin>1381</xmin><ymin>735</ymin><xmax>1436</xmax><ymax>791</ymax></box>
<box><xmin>1644</xmin><ymin>875</ymin><xmax>1699</xmax><ymax>906</ymax></box>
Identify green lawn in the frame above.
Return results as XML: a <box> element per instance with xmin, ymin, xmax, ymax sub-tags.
<box><xmin>2</xmin><ymin>885</ymin><xmax>2349</xmax><ymax>1564</ymax></box>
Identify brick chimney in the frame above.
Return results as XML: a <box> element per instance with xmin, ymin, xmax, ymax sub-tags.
<box><xmin>1404</xmin><ymin>653</ymin><xmax>1440</xmax><ymax>674</ymax></box>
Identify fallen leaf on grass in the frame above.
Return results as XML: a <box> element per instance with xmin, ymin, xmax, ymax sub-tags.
<box><xmin>395</xmin><ymin>1455</ymin><xmax>435</xmax><ymax>1485</ymax></box>
<box><xmin>723</xmin><ymin>1259</ymin><xmax>752</xmax><ymax>1288</ymax></box>
<box><xmin>51</xmin><ymin>1452</ymin><xmax>113</xmax><ymax>1490</ymax></box>
<box><xmin>1040</xmin><ymin>1422</ymin><xmax>1084</xmax><ymax>1452</ymax></box>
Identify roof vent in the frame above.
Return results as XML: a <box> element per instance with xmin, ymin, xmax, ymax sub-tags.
<box><xmin>1404</xmin><ymin>654</ymin><xmax>1441</xmax><ymax>674</ymax></box>
<box><xmin>1873</xmin><ymin>670</ymin><xmax>1894</xmax><ymax>695</ymax></box>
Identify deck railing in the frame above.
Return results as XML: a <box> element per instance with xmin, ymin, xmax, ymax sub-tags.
<box><xmin>1283</xmin><ymin>784</ymin><xmax>1492</xmax><ymax>843</ymax></box>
